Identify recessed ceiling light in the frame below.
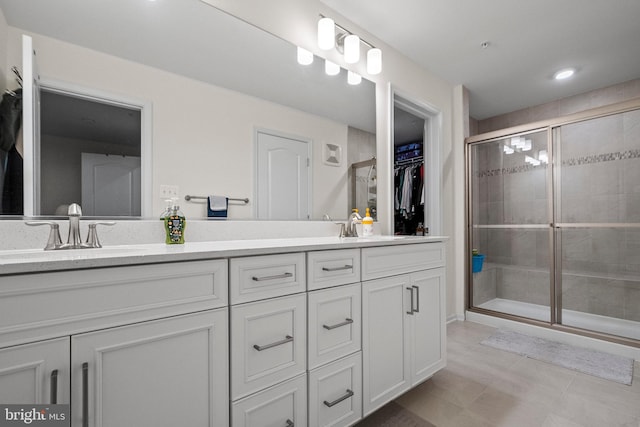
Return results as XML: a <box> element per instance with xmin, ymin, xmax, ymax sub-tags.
<box><xmin>554</xmin><ymin>68</ymin><xmax>575</xmax><ymax>80</ymax></box>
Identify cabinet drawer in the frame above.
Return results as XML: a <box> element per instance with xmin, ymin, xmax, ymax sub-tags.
<box><xmin>231</xmin><ymin>294</ymin><xmax>307</xmax><ymax>400</ymax></box>
<box><xmin>308</xmin><ymin>284</ymin><xmax>361</xmax><ymax>370</ymax></box>
<box><xmin>307</xmin><ymin>249</ymin><xmax>360</xmax><ymax>291</ymax></box>
<box><xmin>0</xmin><ymin>259</ymin><xmax>228</xmax><ymax>348</ymax></box>
<box><xmin>230</xmin><ymin>253</ymin><xmax>306</xmax><ymax>304</ymax></box>
<box><xmin>361</xmin><ymin>243</ymin><xmax>445</xmax><ymax>281</ymax></box>
<box><xmin>232</xmin><ymin>374</ymin><xmax>307</xmax><ymax>427</ymax></box>
<box><xmin>309</xmin><ymin>353</ymin><xmax>362</xmax><ymax>427</ymax></box>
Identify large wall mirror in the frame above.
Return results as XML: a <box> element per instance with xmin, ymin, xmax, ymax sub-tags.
<box><xmin>0</xmin><ymin>0</ymin><xmax>376</xmax><ymax>220</ymax></box>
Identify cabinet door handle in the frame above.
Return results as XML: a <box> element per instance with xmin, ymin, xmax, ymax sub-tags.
<box><xmin>253</xmin><ymin>335</ymin><xmax>293</xmax><ymax>351</ymax></box>
<box><xmin>323</xmin><ymin>389</ymin><xmax>354</xmax><ymax>407</ymax></box>
<box><xmin>251</xmin><ymin>272</ymin><xmax>293</xmax><ymax>281</ymax></box>
<box><xmin>321</xmin><ymin>265</ymin><xmax>353</xmax><ymax>272</ymax></box>
<box><xmin>412</xmin><ymin>285</ymin><xmax>420</xmax><ymax>312</ymax></box>
<box><xmin>50</xmin><ymin>369</ymin><xmax>58</xmax><ymax>404</ymax></box>
<box><xmin>285</xmin><ymin>420</ymin><xmax>294</xmax><ymax>427</ymax></box>
<box><xmin>323</xmin><ymin>318</ymin><xmax>353</xmax><ymax>330</ymax></box>
<box><xmin>406</xmin><ymin>287</ymin><xmax>414</xmax><ymax>315</ymax></box>
<box><xmin>82</xmin><ymin>362</ymin><xmax>89</xmax><ymax>427</ymax></box>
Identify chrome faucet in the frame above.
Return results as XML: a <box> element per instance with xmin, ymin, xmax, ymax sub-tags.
<box><xmin>64</xmin><ymin>203</ymin><xmax>84</xmax><ymax>249</ymax></box>
<box><xmin>339</xmin><ymin>209</ymin><xmax>362</xmax><ymax>237</ymax></box>
<box><xmin>25</xmin><ymin>203</ymin><xmax>115</xmax><ymax>250</ymax></box>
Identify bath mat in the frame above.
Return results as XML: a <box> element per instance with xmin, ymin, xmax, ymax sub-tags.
<box><xmin>354</xmin><ymin>401</ymin><xmax>436</xmax><ymax>427</ymax></box>
<box><xmin>481</xmin><ymin>329</ymin><xmax>634</xmax><ymax>385</ymax></box>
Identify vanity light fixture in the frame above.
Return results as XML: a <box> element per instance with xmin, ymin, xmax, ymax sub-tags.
<box><xmin>347</xmin><ymin>71</ymin><xmax>362</xmax><ymax>85</ymax></box>
<box><xmin>554</xmin><ymin>68</ymin><xmax>575</xmax><ymax>80</ymax></box>
<box><xmin>344</xmin><ymin>34</ymin><xmax>360</xmax><ymax>63</ymax></box>
<box><xmin>325</xmin><ymin>60</ymin><xmax>340</xmax><ymax>76</ymax></box>
<box><xmin>317</xmin><ymin>15</ymin><xmax>382</xmax><ymax>75</ymax></box>
<box><xmin>297</xmin><ymin>47</ymin><xmax>314</xmax><ymax>65</ymax></box>
<box><xmin>318</xmin><ymin>17</ymin><xmax>335</xmax><ymax>50</ymax></box>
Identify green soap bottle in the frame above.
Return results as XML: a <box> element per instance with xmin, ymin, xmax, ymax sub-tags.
<box><xmin>164</xmin><ymin>203</ymin><xmax>186</xmax><ymax>244</ymax></box>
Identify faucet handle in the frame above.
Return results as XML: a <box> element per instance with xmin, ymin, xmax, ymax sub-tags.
<box><xmin>25</xmin><ymin>221</ymin><xmax>63</xmax><ymax>250</ymax></box>
<box><xmin>85</xmin><ymin>222</ymin><xmax>116</xmax><ymax>248</ymax></box>
<box><xmin>336</xmin><ymin>223</ymin><xmax>346</xmax><ymax>238</ymax></box>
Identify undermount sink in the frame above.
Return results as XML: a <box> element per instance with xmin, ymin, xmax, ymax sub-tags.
<box><xmin>0</xmin><ymin>246</ymin><xmax>148</xmax><ymax>262</ymax></box>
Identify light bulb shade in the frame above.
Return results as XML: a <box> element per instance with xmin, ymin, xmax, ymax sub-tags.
<box><xmin>325</xmin><ymin>60</ymin><xmax>340</xmax><ymax>76</ymax></box>
<box><xmin>344</xmin><ymin>34</ymin><xmax>360</xmax><ymax>63</ymax></box>
<box><xmin>367</xmin><ymin>48</ymin><xmax>382</xmax><ymax>75</ymax></box>
<box><xmin>296</xmin><ymin>47</ymin><xmax>313</xmax><ymax>65</ymax></box>
<box><xmin>318</xmin><ymin>17</ymin><xmax>335</xmax><ymax>50</ymax></box>
<box><xmin>347</xmin><ymin>71</ymin><xmax>362</xmax><ymax>85</ymax></box>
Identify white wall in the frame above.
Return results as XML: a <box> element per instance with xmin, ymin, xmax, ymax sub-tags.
<box><xmin>203</xmin><ymin>1</ymin><xmax>459</xmax><ymax>318</ymax></box>
<box><xmin>5</xmin><ymin>27</ymin><xmax>349</xmax><ymax>221</ymax></box>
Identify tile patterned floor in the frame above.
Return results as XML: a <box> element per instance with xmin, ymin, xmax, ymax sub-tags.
<box><xmin>361</xmin><ymin>321</ymin><xmax>640</xmax><ymax>427</ymax></box>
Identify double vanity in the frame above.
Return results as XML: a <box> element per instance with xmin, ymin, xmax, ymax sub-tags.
<box><xmin>0</xmin><ymin>236</ymin><xmax>446</xmax><ymax>427</ymax></box>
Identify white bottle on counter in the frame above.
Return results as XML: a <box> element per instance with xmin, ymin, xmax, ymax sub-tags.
<box><xmin>362</xmin><ymin>207</ymin><xmax>374</xmax><ymax>237</ymax></box>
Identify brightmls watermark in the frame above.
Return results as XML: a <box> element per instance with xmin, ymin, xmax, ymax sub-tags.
<box><xmin>0</xmin><ymin>405</ymin><xmax>69</xmax><ymax>426</ymax></box>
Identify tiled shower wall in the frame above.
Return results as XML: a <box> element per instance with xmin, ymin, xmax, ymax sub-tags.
<box><xmin>472</xmin><ymin>107</ymin><xmax>640</xmax><ymax>323</ymax></box>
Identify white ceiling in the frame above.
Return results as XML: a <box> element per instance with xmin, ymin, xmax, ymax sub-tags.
<box><xmin>321</xmin><ymin>0</ymin><xmax>640</xmax><ymax>120</ymax></box>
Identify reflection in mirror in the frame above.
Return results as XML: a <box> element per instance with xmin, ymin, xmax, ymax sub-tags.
<box><xmin>40</xmin><ymin>90</ymin><xmax>142</xmax><ymax>216</ymax></box>
<box><xmin>0</xmin><ymin>0</ymin><xmax>376</xmax><ymax>220</ymax></box>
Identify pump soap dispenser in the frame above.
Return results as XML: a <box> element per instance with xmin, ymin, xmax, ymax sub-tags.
<box><xmin>164</xmin><ymin>199</ymin><xmax>186</xmax><ymax>244</ymax></box>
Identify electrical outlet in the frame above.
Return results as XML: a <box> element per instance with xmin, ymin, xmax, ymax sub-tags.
<box><xmin>159</xmin><ymin>185</ymin><xmax>179</xmax><ymax>199</ymax></box>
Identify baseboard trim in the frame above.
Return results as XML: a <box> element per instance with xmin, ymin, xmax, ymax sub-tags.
<box><xmin>447</xmin><ymin>313</ymin><xmax>465</xmax><ymax>324</ymax></box>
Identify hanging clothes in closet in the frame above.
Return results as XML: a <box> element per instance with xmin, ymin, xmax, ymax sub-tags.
<box><xmin>394</xmin><ymin>159</ymin><xmax>424</xmax><ymax>235</ymax></box>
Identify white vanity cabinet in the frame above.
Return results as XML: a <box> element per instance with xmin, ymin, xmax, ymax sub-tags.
<box><xmin>0</xmin><ymin>259</ymin><xmax>230</xmax><ymax>427</ymax></box>
<box><xmin>361</xmin><ymin>244</ymin><xmax>446</xmax><ymax>416</ymax></box>
<box><xmin>0</xmin><ymin>236</ymin><xmax>447</xmax><ymax>427</ymax></box>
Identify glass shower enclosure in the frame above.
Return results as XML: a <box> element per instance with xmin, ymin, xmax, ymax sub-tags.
<box><xmin>467</xmin><ymin>101</ymin><xmax>640</xmax><ymax>346</ymax></box>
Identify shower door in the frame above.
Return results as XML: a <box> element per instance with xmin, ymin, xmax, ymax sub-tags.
<box><xmin>555</xmin><ymin>109</ymin><xmax>640</xmax><ymax>341</ymax></box>
<box><xmin>469</xmin><ymin>129</ymin><xmax>552</xmax><ymax>322</ymax></box>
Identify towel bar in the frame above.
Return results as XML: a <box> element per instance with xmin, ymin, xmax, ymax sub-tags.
<box><xmin>184</xmin><ymin>195</ymin><xmax>249</xmax><ymax>204</ymax></box>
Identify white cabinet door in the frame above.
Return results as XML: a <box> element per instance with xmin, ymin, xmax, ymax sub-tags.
<box><xmin>71</xmin><ymin>309</ymin><xmax>228</xmax><ymax>427</ymax></box>
<box><xmin>408</xmin><ymin>268</ymin><xmax>446</xmax><ymax>386</ymax></box>
<box><xmin>362</xmin><ymin>275</ymin><xmax>411</xmax><ymax>416</ymax></box>
<box><xmin>0</xmin><ymin>337</ymin><xmax>69</xmax><ymax>405</ymax></box>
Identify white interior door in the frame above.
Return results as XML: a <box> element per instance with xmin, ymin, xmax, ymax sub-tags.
<box><xmin>81</xmin><ymin>153</ymin><xmax>141</xmax><ymax>216</ymax></box>
<box><xmin>256</xmin><ymin>130</ymin><xmax>311</xmax><ymax>220</ymax></box>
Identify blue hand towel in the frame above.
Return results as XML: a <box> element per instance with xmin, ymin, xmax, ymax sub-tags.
<box><xmin>207</xmin><ymin>196</ymin><xmax>228</xmax><ymax>218</ymax></box>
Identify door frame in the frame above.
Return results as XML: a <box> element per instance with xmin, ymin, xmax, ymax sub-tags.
<box><xmin>390</xmin><ymin>86</ymin><xmax>443</xmax><ymax>236</ymax></box>
<box><xmin>253</xmin><ymin>128</ymin><xmax>312</xmax><ymax>220</ymax></box>
<box><xmin>37</xmin><ymin>78</ymin><xmax>152</xmax><ymax>218</ymax></box>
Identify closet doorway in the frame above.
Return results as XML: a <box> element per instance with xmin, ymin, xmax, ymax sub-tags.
<box><xmin>392</xmin><ymin>92</ymin><xmax>441</xmax><ymax>236</ymax></box>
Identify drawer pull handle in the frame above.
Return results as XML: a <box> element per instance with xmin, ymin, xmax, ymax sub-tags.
<box><xmin>323</xmin><ymin>389</ymin><xmax>354</xmax><ymax>407</ymax></box>
<box><xmin>413</xmin><ymin>285</ymin><xmax>420</xmax><ymax>313</ymax></box>
<box><xmin>50</xmin><ymin>369</ymin><xmax>58</xmax><ymax>404</ymax></box>
<box><xmin>285</xmin><ymin>420</ymin><xmax>294</xmax><ymax>427</ymax></box>
<box><xmin>252</xmin><ymin>272</ymin><xmax>293</xmax><ymax>281</ymax></box>
<box><xmin>323</xmin><ymin>318</ymin><xmax>354</xmax><ymax>330</ymax></box>
<box><xmin>407</xmin><ymin>287</ymin><xmax>414</xmax><ymax>315</ymax></box>
<box><xmin>321</xmin><ymin>265</ymin><xmax>353</xmax><ymax>272</ymax></box>
<box><xmin>253</xmin><ymin>335</ymin><xmax>293</xmax><ymax>351</ymax></box>
<box><xmin>82</xmin><ymin>362</ymin><xmax>89</xmax><ymax>427</ymax></box>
